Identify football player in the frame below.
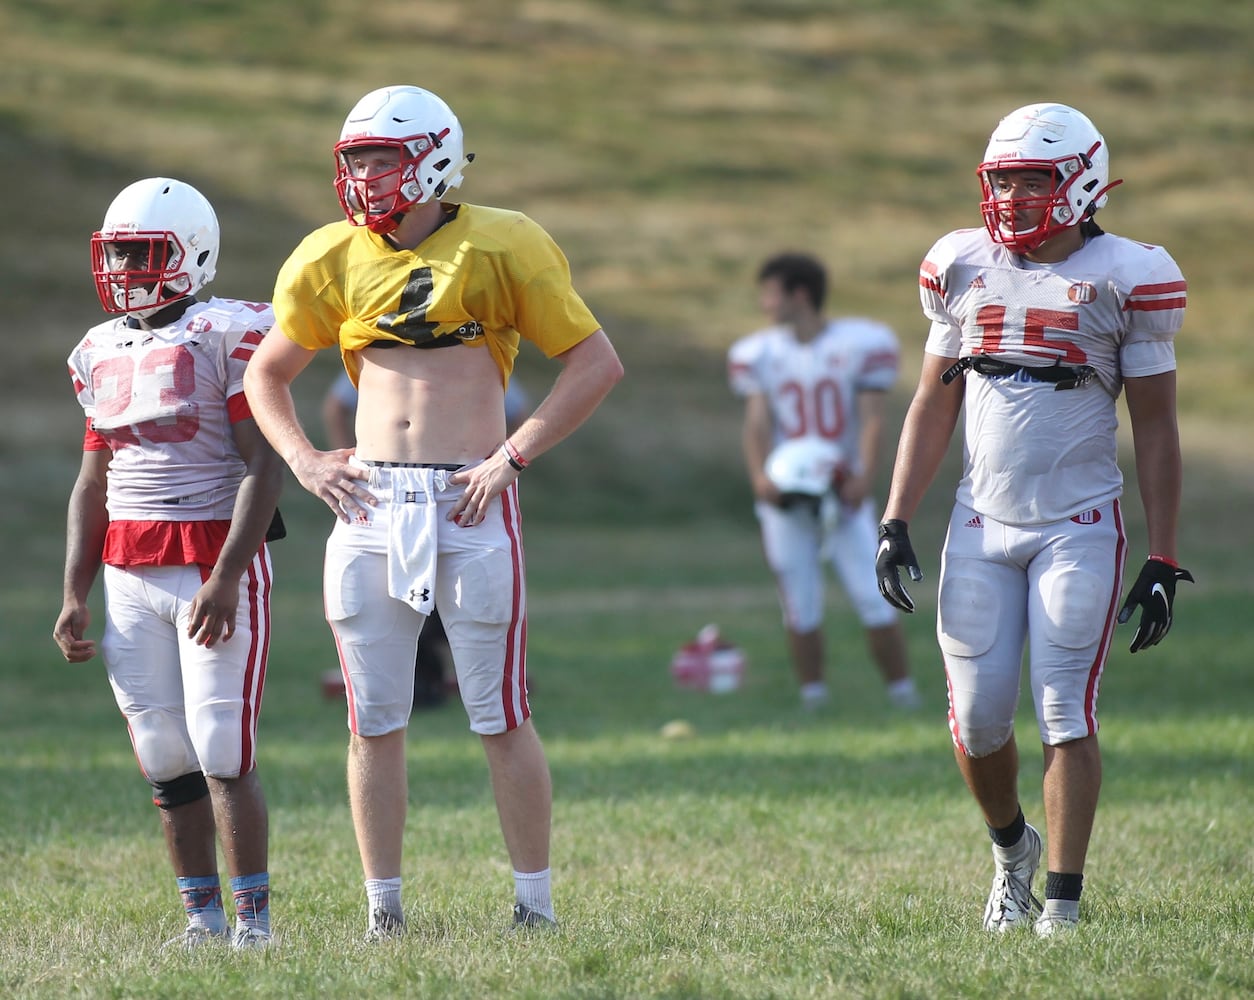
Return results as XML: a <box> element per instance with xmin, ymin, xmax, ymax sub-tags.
<box><xmin>243</xmin><ymin>85</ymin><xmax>623</xmax><ymax>937</ymax></box>
<box><xmin>876</xmin><ymin>103</ymin><xmax>1191</xmax><ymax>935</ymax></box>
<box><xmin>53</xmin><ymin>178</ymin><xmax>284</xmax><ymax>949</ymax></box>
<box><xmin>728</xmin><ymin>252</ymin><xmax>919</xmax><ymax>712</ymax></box>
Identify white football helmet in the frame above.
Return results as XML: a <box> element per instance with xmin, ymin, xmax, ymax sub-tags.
<box><xmin>765</xmin><ymin>437</ymin><xmax>844</xmax><ymax>499</ymax></box>
<box><xmin>91</xmin><ymin>177</ymin><xmax>219</xmax><ymax>318</ymax></box>
<box><xmin>977</xmin><ymin>102</ymin><xmax>1122</xmax><ymax>254</ymax></box>
<box><xmin>334</xmin><ymin>85</ymin><xmax>474</xmax><ymax>235</ymax></box>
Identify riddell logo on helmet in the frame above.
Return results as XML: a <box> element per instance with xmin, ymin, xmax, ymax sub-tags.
<box><xmin>1068</xmin><ymin>282</ymin><xmax>1097</xmax><ymax>304</ymax></box>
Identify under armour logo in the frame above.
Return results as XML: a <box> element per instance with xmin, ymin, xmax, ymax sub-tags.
<box><xmin>408</xmin><ymin>587</ymin><xmax>430</xmax><ymax>603</ymax></box>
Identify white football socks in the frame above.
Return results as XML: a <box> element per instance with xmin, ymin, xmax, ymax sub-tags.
<box><xmin>513</xmin><ymin>868</ymin><xmax>554</xmax><ymax>920</ymax></box>
<box><xmin>365</xmin><ymin>876</ymin><xmax>403</xmax><ymax>918</ymax></box>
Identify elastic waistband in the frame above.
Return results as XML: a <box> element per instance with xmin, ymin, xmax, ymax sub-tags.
<box><xmin>360</xmin><ymin>460</ymin><xmax>463</xmax><ymax>470</ymax></box>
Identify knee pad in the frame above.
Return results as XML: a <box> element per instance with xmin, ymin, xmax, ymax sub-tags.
<box><xmin>190</xmin><ymin>702</ymin><xmax>246</xmax><ymax>779</ymax></box>
<box><xmin>953</xmin><ymin>717</ymin><xmax>1016</xmax><ymax>759</ymax></box>
<box><xmin>128</xmin><ymin>708</ymin><xmax>198</xmax><ymax>782</ymax></box>
<box><xmin>149</xmin><ymin>770</ymin><xmax>210</xmax><ymax>810</ymax></box>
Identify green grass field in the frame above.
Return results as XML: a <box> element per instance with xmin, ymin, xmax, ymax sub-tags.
<box><xmin>4</xmin><ymin>503</ymin><xmax>1252</xmax><ymax>998</ymax></box>
<box><xmin>1</xmin><ymin>1</ymin><xmax>1252</xmax><ymax>997</ymax></box>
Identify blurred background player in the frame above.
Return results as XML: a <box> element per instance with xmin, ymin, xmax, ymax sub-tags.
<box><xmin>244</xmin><ymin>84</ymin><xmax>622</xmax><ymax>937</ymax></box>
<box><xmin>321</xmin><ymin>370</ymin><xmax>532</xmax><ymax>709</ymax></box>
<box><xmin>876</xmin><ymin>102</ymin><xmax>1191</xmax><ymax>935</ymax></box>
<box><xmin>52</xmin><ymin>177</ymin><xmax>284</xmax><ymax>949</ymax></box>
<box><xmin>728</xmin><ymin>252</ymin><xmax>918</xmax><ymax>712</ymax></box>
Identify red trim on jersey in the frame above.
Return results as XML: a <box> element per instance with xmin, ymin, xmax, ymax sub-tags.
<box><xmin>103</xmin><ymin>520</ymin><xmax>232</xmax><ymax>567</ymax></box>
<box><xmin>226</xmin><ymin>390</ymin><xmax>253</xmax><ymax>424</ymax></box>
<box><xmin>83</xmin><ymin>417</ymin><xmax>110</xmax><ymax>451</ymax></box>
<box><xmin>229</xmin><ymin>330</ymin><xmax>266</xmax><ymax>363</ymax></box>
<box><xmin>499</xmin><ymin>480</ymin><xmax>529</xmax><ymax>730</ymax></box>
<box><xmin>862</xmin><ymin>350</ymin><xmax>899</xmax><ymax>376</ymax></box>
<box><xmin>919</xmin><ymin>260</ymin><xmax>942</xmax><ymax>293</ymax></box>
<box><xmin>1124</xmin><ymin>280</ymin><xmax>1188</xmax><ymax>312</ymax></box>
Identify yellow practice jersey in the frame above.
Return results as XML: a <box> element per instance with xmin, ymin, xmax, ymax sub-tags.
<box><xmin>273</xmin><ymin>203</ymin><xmax>601</xmax><ymax>385</ymax></box>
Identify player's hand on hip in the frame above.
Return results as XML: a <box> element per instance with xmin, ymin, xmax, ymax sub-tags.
<box><xmin>876</xmin><ymin>519</ymin><xmax>924</xmax><ymax>613</ymax></box>
<box><xmin>449</xmin><ymin>452</ymin><xmax>515</xmax><ymax>527</ymax></box>
<box><xmin>295</xmin><ymin>447</ymin><xmax>374</xmax><ymax>522</ymax></box>
<box><xmin>53</xmin><ymin>604</ymin><xmax>97</xmax><ymax>662</ymax></box>
<box><xmin>1117</xmin><ymin>557</ymin><xmax>1195</xmax><ymax>652</ymax></box>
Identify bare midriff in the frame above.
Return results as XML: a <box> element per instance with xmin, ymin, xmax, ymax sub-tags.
<box><xmin>352</xmin><ymin>342</ymin><xmax>506</xmax><ymax>465</ymax></box>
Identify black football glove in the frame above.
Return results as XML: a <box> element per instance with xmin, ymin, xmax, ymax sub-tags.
<box><xmin>876</xmin><ymin>519</ymin><xmax>923</xmax><ymax>613</ymax></box>
<box><xmin>1117</xmin><ymin>557</ymin><xmax>1195</xmax><ymax>653</ymax></box>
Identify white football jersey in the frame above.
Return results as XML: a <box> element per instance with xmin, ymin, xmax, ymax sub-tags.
<box><xmin>727</xmin><ymin>317</ymin><xmax>900</xmax><ymax>472</ymax></box>
<box><xmin>67</xmin><ymin>297</ymin><xmax>275</xmax><ymax>522</ymax></box>
<box><xmin>919</xmin><ymin>227</ymin><xmax>1186</xmax><ymax>525</ymax></box>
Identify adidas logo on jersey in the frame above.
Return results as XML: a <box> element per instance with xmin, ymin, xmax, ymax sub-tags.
<box><xmin>965</xmin><ymin>515</ymin><xmax>983</xmax><ymax>529</ymax></box>
<box><xmin>968</xmin><ymin>276</ymin><xmax>986</xmax><ymax>289</ymax></box>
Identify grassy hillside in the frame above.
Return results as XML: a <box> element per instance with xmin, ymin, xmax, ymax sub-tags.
<box><xmin>1</xmin><ymin>0</ymin><xmax>1251</xmax><ymax>537</ymax></box>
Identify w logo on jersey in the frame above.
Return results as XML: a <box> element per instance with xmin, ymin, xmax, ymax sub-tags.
<box><xmin>1070</xmin><ymin>509</ymin><xmax>1102</xmax><ymax>525</ymax></box>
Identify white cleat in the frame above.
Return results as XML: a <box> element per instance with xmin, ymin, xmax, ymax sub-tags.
<box><xmin>231</xmin><ymin>924</ymin><xmax>273</xmax><ymax>950</ymax></box>
<box><xmin>364</xmin><ymin>907</ymin><xmax>407</xmax><ymax>942</ymax></box>
<box><xmin>1034</xmin><ymin>910</ymin><xmax>1080</xmax><ymax>937</ymax></box>
<box><xmin>162</xmin><ymin>924</ymin><xmax>229</xmax><ymax>951</ymax></box>
<box><xmin>982</xmin><ymin>824</ymin><xmax>1043</xmax><ymax>932</ymax></box>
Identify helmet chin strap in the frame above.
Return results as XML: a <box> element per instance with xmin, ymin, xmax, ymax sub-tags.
<box><xmin>126</xmin><ymin>294</ymin><xmax>196</xmax><ymax>327</ymax></box>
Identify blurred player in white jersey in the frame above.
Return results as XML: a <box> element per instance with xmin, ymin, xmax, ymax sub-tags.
<box><xmin>53</xmin><ymin>178</ymin><xmax>284</xmax><ymax>950</ymax></box>
<box><xmin>875</xmin><ymin>103</ymin><xmax>1191</xmax><ymax>935</ymax></box>
<box><xmin>729</xmin><ymin>252</ymin><xmax>918</xmax><ymax>712</ymax></box>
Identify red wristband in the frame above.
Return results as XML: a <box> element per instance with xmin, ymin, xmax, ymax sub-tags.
<box><xmin>502</xmin><ymin>440</ymin><xmax>529</xmax><ymax>471</ymax></box>
<box><xmin>1148</xmin><ymin>553</ymin><xmax>1178</xmax><ymax>568</ymax></box>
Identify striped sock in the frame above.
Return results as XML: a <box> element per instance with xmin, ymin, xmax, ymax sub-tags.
<box><xmin>176</xmin><ymin>875</ymin><xmax>228</xmax><ymax>934</ymax></box>
<box><xmin>229</xmin><ymin>872</ymin><xmax>271</xmax><ymax>934</ymax></box>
